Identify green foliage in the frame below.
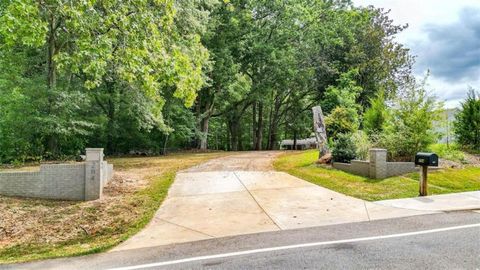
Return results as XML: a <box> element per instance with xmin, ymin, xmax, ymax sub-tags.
<box><xmin>377</xmin><ymin>78</ymin><xmax>443</xmax><ymax>161</ymax></box>
<box><xmin>363</xmin><ymin>90</ymin><xmax>388</xmax><ymax>135</ymax></box>
<box><xmin>0</xmin><ymin>0</ymin><xmax>416</xmax><ymax>162</ymax></box>
<box><xmin>0</xmin><ymin>0</ymin><xmax>47</xmax><ymax>47</ymax></box>
<box><xmin>325</xmin><ymin>106</ymin><xmax>360</xmax><ymax>140</ymax></box>
<box><xmin>427</xmin><ymin>143</ymin><xmax>466</xmax><ymax>163</ymax></box>
<box><xmin>331</xmin><ymin>133</ymin><xmax>357</xmax><ymax>163</ymax></box>
<box><xmin>352</xmin><ymin>130</ymin><xmax>371</xmax><ymax>160</ymax></box>
<box><xmin>322</xmin><ymin>69</ymin><xmax>361</xmax><ymax>141</ymax></box>
<box><xmin>0</xmin><ymin>0</ymin><xmax>212</xmax><ymax>161</ymax></box>
<box><xmin>321</xmin><ymin>69</ymin><xmax>362</xmax><ymax>114</ymax></box>
<box><xmin>454</xmin><ymin>88</ymin><xmax>480</xmax><ymax>150</ymax></box>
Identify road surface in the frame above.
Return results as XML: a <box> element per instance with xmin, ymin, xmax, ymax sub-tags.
<box><xmin>4</xmin><ymin>211</ymin><xmax>480</xmax><ymax>269</ymax></box>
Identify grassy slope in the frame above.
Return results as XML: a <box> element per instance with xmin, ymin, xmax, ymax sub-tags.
<box><xmin>274</xmin><ymin>150</ymin><xmax>480</xmax><ymax>201</ymax></box>
<box><xmin>0</xmin><ymin>152</ymin><xmax>230</xmax><ymax>264</ymax></box>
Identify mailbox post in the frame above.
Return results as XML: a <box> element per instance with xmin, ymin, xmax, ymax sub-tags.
<box><xmin>414</xmin><ymin>152</ymin><xmax>439</xmax><ymax>196</ymax></box>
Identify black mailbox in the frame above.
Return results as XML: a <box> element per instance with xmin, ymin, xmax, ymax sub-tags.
<box><xmin>415</xmin><ymin>152</ymin><xmax>439</xmax><ymax>167</ymax></box>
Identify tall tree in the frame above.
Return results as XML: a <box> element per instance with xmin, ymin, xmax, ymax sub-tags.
<box><xmin>454</xmin><ymin>88</ymin><xmax>480</xmax><ymax>150</ymax></box>
<box><xmin>0</xmin><ymin>0</ymin><xmax>209</xmax><ymax>157</ymax></box>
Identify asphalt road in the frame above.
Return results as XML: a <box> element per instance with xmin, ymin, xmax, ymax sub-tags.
<box><xmin>3</xmin><ymin>211</ymin><xmax>480</xmax><ymax>270</ymax></box>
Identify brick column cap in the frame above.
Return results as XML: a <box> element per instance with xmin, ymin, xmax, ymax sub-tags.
<box><xmin>85</xmin><ymin>148</ymin><xmax>104</xmax><ymax>162</ymax></box>
<box><xmin>85</xmin><ymin>148</ymin><xmax>104</xmax><ymax>151</ymax></box>
<box><xmin>369</xmin><ymin>148</ymin><xmax>387</xmax><ymax>152</ymax></box>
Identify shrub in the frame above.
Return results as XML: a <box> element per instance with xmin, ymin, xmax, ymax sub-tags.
<box><xmin>332</xmin><ymin>133</ymin><xmax>357</xmax><ymax>163</ymax></box>
<box><xmin>352</xmin><ymin>130</ymin><xmax>371</xmax><ymax>160</ymax></box>
<box><xmin>378</xmin><ymin>130</ymin><xmax>413</xmax><ymax>161</ymax></box>
<box><xmin>363</xmin><ymin>90</ymin><xmax>388</xmax><ymax>135</ymax></box>
<box><xmin>375</xmin><ymin>77</ymin><xmax>442</xmax><ymax>161</ymax></box>
<box><xmin>325</xmin><ymin>106</ymin><xmax>360</xmax><ymax>140</ymax></box>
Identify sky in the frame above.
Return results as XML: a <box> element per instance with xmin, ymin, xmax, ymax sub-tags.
<box><xmin>352</xmin><ymin>0</ymin><xmax>480</xmax><ymax>108</ymax></box>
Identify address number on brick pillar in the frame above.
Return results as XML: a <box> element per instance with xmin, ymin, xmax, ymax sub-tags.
<box><xmin>415</xmin><ymin>152</ymin><xmax>439</xmax><ymax>196</ymax></box>
<box><xmin>84</xmin><ymin>148</ymin><xmax>104</xmax><ymax>200</ymax></box>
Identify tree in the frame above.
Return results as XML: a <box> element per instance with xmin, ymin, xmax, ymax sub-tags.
<box><xmin>0</xmin><ymin>0</ymin><xmax>209</xmax><ymax>158</ymax></box>
<box><xmin>196</xmin><ymin>0</ymin><xmax>416</xmax><ymax>152</ymax></box>
<box><xmin>378</xmin><ymin>77</ymin><xmax>443</xmax><ymax>161</ymax></box>
<box><xmin>0</xmin><ymin>0</ymin><xmax>420</xmax><ymax>162</ymax></box>
<box><xmin>454</xmin><ymin>88</ymin><xmax>480</xmax><ymax>150</ymax></box>
<box><xmin>363</xmin><ymin>90</ymin><xmax>389</xmax><ymax>135</ymax></box>
<box><xmin>323</xmin><ymin>69</ymin><xmax>361</xmax><ymax>140</ymax></box>
<box><xmin>349</xmin><ymin>7</ymin><xmax>414</xmax><ymax>105</ymax></box>
<box><xmin>321</xmin><ymin>69</ymin><xmax>362</xmax><ymax>115</ymax></box>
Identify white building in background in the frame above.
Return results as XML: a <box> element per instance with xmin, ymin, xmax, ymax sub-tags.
<box><xmin>434</xmin><ymin>108</ymin><xmax>458</xmax><ymax>144</ymax></box>
<box><xmin>280</xmin><ymin>137</ymin><xmax>318</xmax><ymax>150</ymax></box>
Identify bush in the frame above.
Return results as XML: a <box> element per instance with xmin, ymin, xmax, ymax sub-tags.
<box><xmin>325</xmin><ymin>106</ymin><xmax>360</xmax><ymax>140</ymax></box>
<box><xmin>332</xmin><ymin>133</ymin><xmax>357</xmax><ymax>163</ymax></box>
<box><xmin>352</xmin><ymin>130</ymin><xmax>371</xmax><ymax>160</ymax></box>
<box><xmin>375</xmin><ymin>77</ymin><xmax>442</xmax><ymax>161</ymax></box>
<box><xmin>377</xmin><ymin>130</ymin><xmax>413</xmax><ymax>161</ymax></box>
<box><xmin>363</xmin><ymin>90</ymin><xmax>388</xmax><ymax>135</ymax></box>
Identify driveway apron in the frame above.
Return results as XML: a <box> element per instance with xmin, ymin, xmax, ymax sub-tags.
<box><xmin>114</xmin><ymin>152</ymin><xmax>434</xmax><ymax>251</ymax></box>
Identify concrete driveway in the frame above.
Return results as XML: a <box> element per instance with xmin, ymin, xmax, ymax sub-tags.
<box><xmin>114</xmin><ymin>151</ymin><xmax>433</xmax><ymax>251</ymax></box>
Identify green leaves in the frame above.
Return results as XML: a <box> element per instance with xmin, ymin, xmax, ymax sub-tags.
<box><xmin>1</xmin><ymin>0</ymin><xmax>208</xmax><ymax>107</ymax></box>
<box><xmin>0</xmin><ymin>0</ymin><xmax>421</xmax><ymax>159</ymax></box>
<box><xmin>377</xmin><ymin>77</ymin><xmax>444</xmax><ymax>161</ymax></box>
<box><xmin>0</xmin><ymin>0</ymin><xmax>213</xmax><ymax>160</ymax></box>
<box><xmin>454</xmin><ymin>88</ymin><xmax>480</xmax><ymax>150</ymax></box>
<box><xmin>0</xmin><ymin>0</ymin><xmax>47</xmax><ymax>47</ymax></box>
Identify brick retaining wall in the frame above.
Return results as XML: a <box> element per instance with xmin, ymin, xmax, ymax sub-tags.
<box><xmin>0</xmin><ymin>148</ymin><xmax>113</xmax><ymax>201</ymax></box>
<box><xmin>333</xmin><ymin>149</ymin><xmax>417</xmax><ymax>179</ymax></box>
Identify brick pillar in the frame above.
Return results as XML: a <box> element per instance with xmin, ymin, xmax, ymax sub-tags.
<box><xmin>84</xmin><ymin>148</ymin><xmax>104</xmax><ymax>200</ymax></box>
<box><xmin>369</xmin><ymin>148</ymin><xmax>387</xmax><ymax>179</ymax></box>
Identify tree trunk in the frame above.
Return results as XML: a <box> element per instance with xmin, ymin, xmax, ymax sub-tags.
<box><xmin>199</xmin><ymin>115</ymin><xmax>210</xmax><ymax>150</ymax></box>
<box><xmin>293</xmin><ymin>130</ymin><xmax>297</xmax><ymax>150</ymax></box>
<box><xmin>105</xmin><ymin>84</ymin><xmax>116</xmax><ymax>154</ymax></box>
<box><xmin>255</xmin><ymin>102</ymin><xmax>263</xmax><ymax>150</ymax></box>
<box><xmin>47</xmin><ymin>17</ymin><xmax>57</xmax><ymax>92</ymax></box>
<box><xmin>266</xmin><ymin>104</ymin><xmax>273</xmax><ymax>150</ymax></box>
<box><xmin>267</xmin><ymin>96</ymin><xmax>282</xmax><ymax>150</ymax></box>
<box><xmin>46</xmin><ymin>15</ymin><xmax>58</xmax><ymax>157</ymax></box>
<box><xmin>268</xmin><ymin>125</ymin><xmax>277</xmax><ymax>150</ymax></box>
<box><xmin>252</xmin><ymin>102</ymin><xmax>257</xmax><ymax>150</ymax></box>
<box><xmin>162</xmin><ymin>134</ymin><xmax>169</xmax><ymax>155</ymax></box>
<box><xmin>229</xmin><ymin>120</ymin><xmax>240</xmax><ymax>151</ymax></box>
<box><xmin>196</xmin><ymin>91</ymin><xmax>214</xmax><ymax>151</ymax></box>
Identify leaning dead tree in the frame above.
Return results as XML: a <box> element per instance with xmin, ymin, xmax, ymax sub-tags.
<box><xmin>312</xmin><ymin>106</ymin><xmax>329</xmax><ymax>158</ymax></box>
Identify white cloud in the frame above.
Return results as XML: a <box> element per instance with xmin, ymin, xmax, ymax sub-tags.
<box><xmin>352</xmin><ymin>0</ymin><xmax>480</xmax><ymax>108</ymax></box>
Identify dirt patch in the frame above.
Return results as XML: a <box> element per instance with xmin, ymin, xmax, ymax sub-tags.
<box><xmin>440</xmin><ymin>153</ymin><xmax>480</xmax><ymax>169</ymax></box>
<box><xmin>0</xmin><ymin>172</ymin><xmax>142</xmax><ymax>248</ymax></box>
<box><xmin>0</xmin><ymin>152</ymin><xmax>231</xmax><ymax>263</ymax></box>
<box><xmin>185</xmin><ymin>151</ymin><xmax>283</xmax><ymax>172</ymax></box>
<box><xmin>464</xmin><ymin>153</ymin><xmax>480</xmax><ymax>166</ymax></box>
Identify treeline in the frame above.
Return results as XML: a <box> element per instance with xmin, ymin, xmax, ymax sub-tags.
<box><xmin>0</xmin><ymin>0</ymin><xmax>416</xmax><ymax>163</ymax></box>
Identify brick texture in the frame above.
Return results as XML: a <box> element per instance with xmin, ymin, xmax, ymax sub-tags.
<box><xmin>333</xmin><ymin>149</ymin><xmax>416</xmax><ymax>179</ymax></box>
<box><xmin>0</xmin><ymin>148</ymin><xmax>113</xmax><ymax>201</ymax></box>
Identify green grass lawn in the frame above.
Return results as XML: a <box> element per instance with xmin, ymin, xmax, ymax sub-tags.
<box><xmin>0</xmin><ymin>152</ymin><xmax>231</xmax><ymax>264</ymax></box>
<box><xmin>274</xmin><ymin>150</ymin><xmax>480</xmax><ymax>201</ymax></box>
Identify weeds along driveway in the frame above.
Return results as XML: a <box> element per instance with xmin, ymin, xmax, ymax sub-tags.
<box><xmin>0</xmin><ymin>152</ymin><xmax>232</xmax><ymax>264</ymax></box>
<box><xmin>114</xmin><ymin>151</ymin><xmax>434</xmax><ymax>251</ymax></box>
